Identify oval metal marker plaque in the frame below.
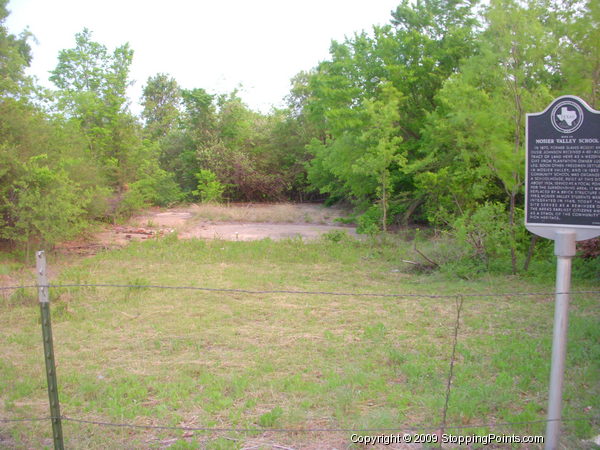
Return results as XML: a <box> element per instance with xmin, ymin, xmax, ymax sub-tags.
<box><xmin>526</xmin><ymin>95</ymin><xmax>600</xmax><ymax>241</ymax></box>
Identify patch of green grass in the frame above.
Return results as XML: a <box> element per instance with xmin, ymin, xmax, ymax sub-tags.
<box><xmin>258</xmin><ymin>406</ymin><xmax>283</xmax><ymax>427</ymax></box>
<box><xmin>0</xmin><ymin>237</ymin><xmax>597</xmax><ymax>448</ymax></box>
<box><xmin>0</xmin><ymin>261</ymin><xmax>21</xmax><ymax>276</ymax></box>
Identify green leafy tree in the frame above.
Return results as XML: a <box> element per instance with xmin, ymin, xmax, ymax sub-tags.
<box><xmin>387</xmin><ymin>0</ymin><xmax>480</xmax><ymax>143</ymax></box>
<box><xmin>50</xmin><ymin>28</ymin><xmax>132</xmax><ymax>115</ymax></box>
<box><xmin>184</xmin><ymin>90</ymin><xmax>297</xmax><ymax>201</ymax></box>
<box><xmin>302</xmin><ymin>0</ymin><xmax>480</xmax><ymax>217</ymax></box>
<box><xmin>555</xmin><ymin>0</ymin><xmax>600</xmax><ymax>107</ymax></box>
<box><xmin>354</xmin><ymin>84</ymin><xmax>404</xmax><ymax>230</ymax></box>
<box><xmin>0</xmin><ymin>0</ymin><xmax>32</xmax><ymax>97</ymax></box>
<box><xmin>0</xmin><ymin>100</ymin><xmax>113</xmax><ymax>249</ymax></box>
<box><xmin>49</xmin><ymin>28</ymin><xmax>140</xmax><ymax>188</ymax></box>
<box><xmin>262</xmin><ymin>108</ymin><xmax>314</xmax><ymax>201</ymax></box>
<box><xmin>181</xmin><ymin>87</ymin><xmax>217</xmax><ymax>142</ymax></box>
<box><xmin>153</xmin><ymin>87</ymin><xmax>217</xmax><ymax>197</ymax></box>
<box><xmin>157</xmin><ymin>131</ymin><xmax>198</xmax><ymax>196</ymax></box>
<box><xmin>421</xmin><ymin>0</ymin><xmax>559</xmax><ymax>272</ymax></box>
<box><xmin>141</xmin><ymin>73</ymin><xmax>182</xmax><ymax>138</ymax></box>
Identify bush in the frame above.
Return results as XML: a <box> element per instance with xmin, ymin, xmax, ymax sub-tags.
<box><xmin>321</xmin><ymin>229</ymin><xmax>352</xmax><ymax>244</ymax></box>
<box><xmin>130</xmin><ymin>172</ymin><xmax>182</xmax><ymax>207</ymax></box>
<box><xmin>79</xmin><ymin>185</ymin><xmax>112</xmax><ymax>220</ymax></box>
<box><xmin>114</xmin><ymin>188</ymin><xmax>146</xmax><ymax>220</ymax></box>
<box><xmin>131</xmin><ymin>160</ymin><xmax>183</xmax><ymax>207</ymax></box>
<box><xmin>1</xmin><ymin>156</ymin><xmax>88</xmax><ymax>249</ymax></box>
<box><xmin>573</xmin><ymin>243</ymin><xmax>600</xmax><ymax>280</ymax></box>
<box><xmin>356</xmin><ymin>204</ymin><xmax>382</xmax><ymax>236</ymax></box>
<box><xmin>193</xmin><ymin>169</ymin><xmax>225</xmax><ymax>203</ymax></box>
<box><xmin>449</xmin><ymin>202</ymin><xmax>527</xmax><ymax>272</ymax></box>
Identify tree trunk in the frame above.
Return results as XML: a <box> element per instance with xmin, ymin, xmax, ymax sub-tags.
<box><xmin>523</xmin><ymin>235</ymin><xmax>538</xmax><ymax>272</ymax></box>
<box><xmin>381</xmin><ymin>172</ymin><xmax>388</xmax><ymax>232</ymax></box>
<box><xmin>509</xmin><ymin>190</ymin><xmax>518</xmax><ymax>275</ymax></box>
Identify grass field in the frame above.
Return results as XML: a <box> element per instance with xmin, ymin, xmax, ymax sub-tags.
<box><xmin>1</xmin><ymin>234</ymin><xmax>598</xmax><ymax>448</ymax></box>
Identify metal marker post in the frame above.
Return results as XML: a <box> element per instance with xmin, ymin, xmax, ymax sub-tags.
<box><xmin>36</xmin><ymin>251</ymin><xmax>64</xmax><ymax>450</ymax></box>
<box><xmin>545</xmin><ymin>231</ymin><xmax>576</xmax><ymax>450</ymax></box>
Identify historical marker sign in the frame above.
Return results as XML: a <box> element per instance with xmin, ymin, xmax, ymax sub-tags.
<box><xmin>526</xmin><ymin>96</ymin><xmax>599</xmax><ymax>450</ymax></box>
<box><xmin>526</xmin><ymin>95</ymin><xmax>600</xmax><ymax>241</ymax></box>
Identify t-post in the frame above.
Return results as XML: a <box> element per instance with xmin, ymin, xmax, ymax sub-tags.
<box><xmin>36</xmin><ymin>251</ymin><xmax>64</xmax><ymax>450</ymax></box>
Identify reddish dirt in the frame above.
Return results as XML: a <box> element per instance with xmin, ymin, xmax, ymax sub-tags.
<box><xmin>56</xmin><ymin>204</ymin><xmax>357</xmax><ymax>255</ymax></box>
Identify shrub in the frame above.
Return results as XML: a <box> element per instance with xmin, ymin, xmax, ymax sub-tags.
<box><xmin>193</xmin><ymin>169</ymin><xmax>225</xmax><ymax>203</ymax></box>
<box><xmin>450</xmin><ymin>202</ymin><xmax>527</xmax><ymax>272</ymax></box>
<box><xmin>1</xmin><ymin>156</ymin><xmax>88</xmax><ymax>250</ymax></box>
<box><xmin>131</xmin><ymin>160</ymin><xmax>183</xmax><ymax>207</ymax></box>
<box><xmin>321</xmin><ymin>229</ymin><xmax>352</xmax><ymax>244</ymax></box>
<box><xmin>130</xmin><ymin>171</ymin><xmax>182</xmax><ymax>207</ymax></box>
<box><xmin>114</xmin><ymin>188</ymin><xmax>146</xmax><ymax>220</ymax></box>
<box><xmin>356</xmin><ymin>204</ymin><xmax>382</xmax><ymax>236</ymax></box>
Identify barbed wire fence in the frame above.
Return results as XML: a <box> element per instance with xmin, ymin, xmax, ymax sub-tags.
<box><xmin>1</xmin><ymin>265</ymin><xmax>599</xmax><ymax>448</ymax></box>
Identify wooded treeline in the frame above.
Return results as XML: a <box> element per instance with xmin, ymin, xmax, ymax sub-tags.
<box><xmin>0</xmin><ymin>0</ymin><xmax>598</xmax><ymax>269</ymax></box>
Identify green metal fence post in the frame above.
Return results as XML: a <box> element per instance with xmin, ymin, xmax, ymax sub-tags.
<box><xmin>36</xmin><ymin>251</ymin><xmax>64</xmax><ymax>450</ymax></box>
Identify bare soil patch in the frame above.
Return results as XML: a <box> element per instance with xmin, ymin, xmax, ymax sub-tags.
<box><xmin>179</xmin><ymin>222</ymin><xmax>356</xmax><ymax>241</ymax></box>
<box><xmin>57</xmin><ymin>203</ymin><xmax>357</xmax><ymax>254</ymax></box>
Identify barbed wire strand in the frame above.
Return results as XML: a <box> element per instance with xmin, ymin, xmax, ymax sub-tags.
<box><xmin>0</xmin><ymin>283</ymin><xmax>599</xmax><ymax>299</ymax></box>
<box><xmin>1</xmin><ymin>415</ymin><xmax>598</xmax><ymax>433</ymax></box>
<box><xmin>0</xmin><ymin>284</ymin><xmax>38</xmax><ymax>291</ymax></box>
<box><xmin>0</xmin><ymin>417</ymin><xmax>51</xmax><ymax>423</ymax></box>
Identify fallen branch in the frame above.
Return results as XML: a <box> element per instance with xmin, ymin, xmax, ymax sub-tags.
<box><xmin>119</xmin><ymin>311</ymin><xmax>140</xmax><ymax>320</ymax></box>
<box><xmin>401</xmin><ymin>259</ymin><xmax>420</xmax><ymax>266</ymax></box>
<box><xmin>414</xmin><ymin>242</ymin><xmax>440</xmax><ymax>268</ymax></box>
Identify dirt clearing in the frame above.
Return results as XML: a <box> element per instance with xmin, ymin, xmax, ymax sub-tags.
<box><xmin>137</xmin><ymin>203</ymin><xmax>358</xmax><ymax>241</ymax></box>
<box><xmin>59</xmin><ymin>203</ymin><xmax>358</xmax><ymax>254</ymax></box>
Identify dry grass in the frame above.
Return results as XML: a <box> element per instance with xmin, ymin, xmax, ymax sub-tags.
<box><xmin>189</xmin><ymin>203</ymin><xmax>349</xmax><ymax>225</ymax></box>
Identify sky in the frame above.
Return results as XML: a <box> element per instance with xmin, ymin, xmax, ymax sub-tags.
<box><xmin>5</xmin><ymin>0</ymin><xmax>401</xmax><ymax>115</ymax></box>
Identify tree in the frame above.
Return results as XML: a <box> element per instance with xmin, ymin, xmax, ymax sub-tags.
<box><xmin>0</xmin><ymin>6</ymin><xmax>92</xmax><ymax>253</ymax></box>
<box><xmin>388</xmin><ymin>0</ymin><xmax>481</xmax><ymax>142</ymax></box>
<box><xmin>49</xmin><ymin>28</ymin><xmax>139</xmax><ymax>188</ymax></box>
<box><xmin>420</xmin><ymin>0</ymin><xmax>559</xmax><ymax>272</ymax></box>
<box><xmin>0</xmin><ymin>0</ymin><xmax>32</xmax><ymax>97</ymax></box>
<box><xmin>304</xmin><ymin>34</ymin><xmax>401</xmax><ymax>207</ymax></box>
<box><xmin>302</xmin><ymin>0</ymin><xmax>480</xmax><ymax>221</ymax></box>
<box><xmin>50</xmin><ymin>28</ymin><xmax>132</xmax><ymax>113</ymax></box>
<box><xmin>152</xmin><ymin>87</ymin><xmax>216</xmax><ymax>198</ymax></box>
<box><xmin>141</xmin><ymin>73</ymin><xmax>182</xmax><ymax>138</ymax></box>
<box><xmin>263</xmin><ymin>108</ymin><xmax>314</xmax><ymax>201</ymax></box>
<box><xmin>193</xmin><ymin>169</ymin><xmax>225</xmax><ymax>203</ymax></box>
<box><xmin>179</xmin><ymin>90</ymin><xmax>300</xmax><ymax>201</ymax></box>
<box><xmin>353</xmin><ymin>84</ymin><xmax>404</xmax><ymax>230</ymax></box>
<box><xmin>555</xmin><ymin>0</ymin><xmax>600</xmax><ymax>108</ymax></box>
<box><xmin>181</xmin><ymin>87</ymin><xmax>217</xmax><ymax>140</ymax></box>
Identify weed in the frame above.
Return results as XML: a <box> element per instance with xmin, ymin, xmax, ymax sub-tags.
<box><xmin>258</xmin><ymin>406</ymin><xmax>283</xmax><ymax>427</ymax></box>
<box><xmin>8</xmin><ymin>287</ymin><xmax>36</xmax><ymax>306</ymax></box>
<box><xmin>321</xmin><ymin>229</ymin><xmax>351</xmax><ymax>244</ymax></box>
<box><xmin>127</xmin><ymin>277</ymin><xmax>150</xmax><ymax>290</ymax></box>
<box><xmin>0</xmin><ymin>261</ymin><xmax>21</xmax><ymax>276</ymax></box>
